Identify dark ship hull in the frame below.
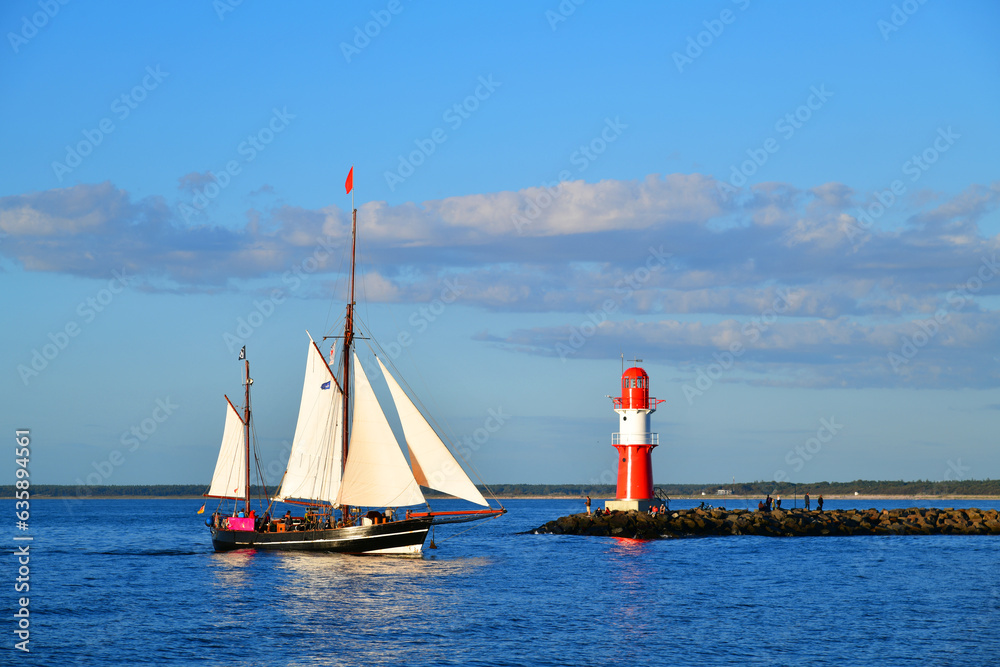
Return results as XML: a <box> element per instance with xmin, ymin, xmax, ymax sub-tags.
<box><xmin>210</xmin><ymin>517</ymin><xmax>433</xmax><ymax>554</ymax></box>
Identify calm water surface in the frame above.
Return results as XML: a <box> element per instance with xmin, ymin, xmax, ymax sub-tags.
<box><xmin>6</xmin><ymin>498</ymin><xmax>999</xmax><ymax>666</ymax></box>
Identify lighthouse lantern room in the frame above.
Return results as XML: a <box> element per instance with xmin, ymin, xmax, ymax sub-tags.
<box><xmin>606</xmin><ymin>361</ymin><xmax>664</xmax><ymax>512</ymax></box>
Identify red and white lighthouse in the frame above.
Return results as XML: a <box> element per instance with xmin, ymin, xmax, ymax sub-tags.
<box><xmin>606</xmin><ymin>362</ymin><xmax>663</xmax><ymax>512</ymax></box>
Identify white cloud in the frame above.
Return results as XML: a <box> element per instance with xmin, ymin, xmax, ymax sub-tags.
<box><xmin>3</xmin><ymin>174</ymin><xmax>1000</xmax><ymax>387</ymax></box>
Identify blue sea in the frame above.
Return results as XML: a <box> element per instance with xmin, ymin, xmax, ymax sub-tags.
<box><xmin>6</xmin><ymin>497</ymin><xmax>1000</xmax><ymax>666</ymax></box>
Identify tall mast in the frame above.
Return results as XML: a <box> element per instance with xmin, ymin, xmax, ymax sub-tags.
<box><xmin>243</xmin><ymin>357</ymin><xmax>251</xmax><ymax>515</ymax></box>
<box><xmin>342</xmin><ymin>202</ymin><xmax>357</xmax><ymax>469</ymax></box>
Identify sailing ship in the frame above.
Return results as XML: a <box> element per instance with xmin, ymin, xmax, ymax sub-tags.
<box><xmin>205</xmin><ymin>172</ymin><xmax>505</xmax><ymax>554</ymax></box>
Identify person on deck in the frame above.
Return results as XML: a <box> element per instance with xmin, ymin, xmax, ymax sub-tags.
<box><xmin>283</xmin><ymin>511</ymin><xmax>292</xmax><ymax>530</ymax></box>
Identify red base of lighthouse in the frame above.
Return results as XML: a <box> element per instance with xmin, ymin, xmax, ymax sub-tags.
<box><xmin>613</xmin><ymin>443</ymin><xmax>655</xmax><ymax>501</ymax></box>
<box><xmin>605</xmin><ymin>443</ymin><xmax>656</xmax><ymax>512</ymax></box>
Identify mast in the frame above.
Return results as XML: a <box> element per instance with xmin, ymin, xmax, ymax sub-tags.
<box><xmin>342</xmin><ymin>200</ymin><xmax>357</xmax><ymax>470</ymax></box>
<box><xmin>244</xmin><ymin>357</ymin><xmax>251</xmax><ymax>515</ymax></box>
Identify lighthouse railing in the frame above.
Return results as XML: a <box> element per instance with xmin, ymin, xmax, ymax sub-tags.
<box><xmin>612</xmin><ymin>396</ymin><xmax>657</xmax><ymax>409</ymax></box>
<box><xmin>612</xmin><ymin>432</ymin><xmax>659</xmax><ymax>445</ymax></box>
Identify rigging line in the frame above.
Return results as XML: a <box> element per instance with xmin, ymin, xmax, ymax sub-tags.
<box><xmin>250</xmin><ymin>420</ymin><xmax>271</xmax><ymax>508</ymax></box>
<box><xmin>365</xmin><ymin>317</ymin><xmax>456</xmax><ymax>447</ymax></box>
<box><xmin>359</xmin><ymin>312</ymin><xmax>452</xmax><ymax>447</ymax></box>
<box><xmin>323</xmin><ymin>218</ymin><xmax>351</xmax><ymax>338</ymax></box>
<box><xmin>357</xmin><ymin>322</ymin><xmax>509</xmax><ymax>510</ymax></box>
<box><xmin>361</xmin><ymin>327</ymin><xmax>504</xmax><ymax>508</ymax></box>
<box><xmin>270</xmin><ymin>468</ymin><xmax>289</xmax><ymax>502</ymax></box>
<box><xmin>360</xmin><ymin>325</ymin><xmax>452</xmax><ymax>443</ymax></box>
<box><xmin>352</xmin><ymin>204</ymin><xmax>374</xmax><ymax>333</ymax></box>
<box><xmin>433</xmin><ymin>511</ymin><xmax>504</xmax><ymax>545</ymax></box>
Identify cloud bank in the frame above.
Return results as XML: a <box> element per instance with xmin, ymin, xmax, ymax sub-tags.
<box><xmin>2</xmin><ymin>174</ymin><xmax>998</xmax><ymax>388</ymax></box>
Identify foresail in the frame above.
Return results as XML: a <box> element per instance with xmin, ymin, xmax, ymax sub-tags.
<box><xmin>337</xmin><ymin>355</ymin><xmax>425</xmax><ymax>507</ymax></box>
<box><xmin>207</xmin><ymin>396</ymin><xmax>247</xmax><ymax>498</ymax></box>
<box><xmin>275</xmin><ymin>334</ymin><xmax>343</xmax><ymax>504</ymax></box>
<box><xmin>377</xmin><ymin>358</ymin><xmax>488</xmax><ymax>506</ymax></box>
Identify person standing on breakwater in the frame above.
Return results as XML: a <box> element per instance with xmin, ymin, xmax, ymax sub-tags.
<box><xmin>804</xmin><ymin>492</ymin><xmax>810</xmax><ymax>510</ymax></box>
<box><xmin>817</xmin><ymin>495</ymin><xmax>824</xmax><ymax>511</ymax></box>
<box><xmin>776</xmin><ymin>496</ymin><xmax>782</xmax><ymax>510</ymax></box>
<box><xmin>586</xmin><ymin>495</ymin><xmax>592</xmax><ymax>515</ymax></box>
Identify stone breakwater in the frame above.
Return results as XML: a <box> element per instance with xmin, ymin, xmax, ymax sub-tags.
<box><xmin>533</xmin><ymin>507</ymin><xmax>1000</xmax><ymax>539</ymax></box>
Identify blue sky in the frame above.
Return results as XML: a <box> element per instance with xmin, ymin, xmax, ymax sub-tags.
<box><xmin>2</xmin><ymin>1</ymin><xmax>999</xmax><ymax>488</ymax></box>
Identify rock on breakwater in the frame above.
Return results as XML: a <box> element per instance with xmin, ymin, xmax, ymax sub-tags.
<box><xmin>533</xmin><ymin>507</ymin><xmax>1000</xmax><ymax>539</ymax></box>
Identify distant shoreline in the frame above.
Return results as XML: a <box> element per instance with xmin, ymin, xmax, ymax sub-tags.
<box><xmin>20</xmin><ymin>494</ymin><xmax>1000</xmax><ymax>501</ymax></box>
<box><xmin>10</xmin><ymin>480</ymin><xmax>999</xmax><ymax>501</ymax></box>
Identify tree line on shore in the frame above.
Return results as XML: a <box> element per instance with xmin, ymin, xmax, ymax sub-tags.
<box><xmin>486</xmin><ymin>479</ymin><xmax>1000</xmax><ymax>497</ymax></box>
<box><xmin>6</xmin><ymin>479</ymin><xmax>1000</xmax><ymax>498</ymax></box>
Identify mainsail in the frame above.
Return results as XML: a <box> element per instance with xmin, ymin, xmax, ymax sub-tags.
<box><xmin>377</xmin><ymin>358</ymin><xmax>488</xmax><ymax>506</ymax></box>
<box><xmin>274</xmin><ymin>334</ymin><xmax>343</xmax><ymax>504</ymax></box>
<box><xmin>207</xmin><ymin>396</ymin><xmax>247</xmax><ymax>498</ymax></box>
<box><xmin>337</xmin><ymin>355</ymin><xmax>426</xmax><ymax>507</ymax></box>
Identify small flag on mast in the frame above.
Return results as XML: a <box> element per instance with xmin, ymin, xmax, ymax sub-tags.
<box><xmin>238</xmin><ymin>346</ymin><xmax>246</xmax><ymax>360</ymax></box>
<box><xmin>197</xmin><ymin>503</ymin><xmax>205</xmax><ymax>515</ymax></box>
<box><xmin>345</xmin><ymin>166</ymin><xmax>354</xmax><ymax>194</ymax></box>
<box><xmin>321</xmin><ymin>381</ymin><xmax>331</xmax><ymax>390</ymax></box>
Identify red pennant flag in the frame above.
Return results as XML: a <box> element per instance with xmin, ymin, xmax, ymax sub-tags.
<box><xmin>345</xmin><ymin>166</ymin><xmax>354</xmax><ymax>194</ymax></box>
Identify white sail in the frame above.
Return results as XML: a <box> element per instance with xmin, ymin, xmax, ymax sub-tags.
<box><xmin>207</xmin><ymin>396</ymin><xmax>247</xmax><ymax>498</ymax></box>
<box><xmin>274</xmin><ymin>334</ymin><xmax>343</xmax><ymax>504</ymax></box>
<box><xmin>337</xmin><ymin>355</ymin><xmax>426</xmax><ymax>507</ymax></box>
<box><xmin>377</xmin><ymin>358</ymin><xmax>488</xmax><ymax>506</ymax></box>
